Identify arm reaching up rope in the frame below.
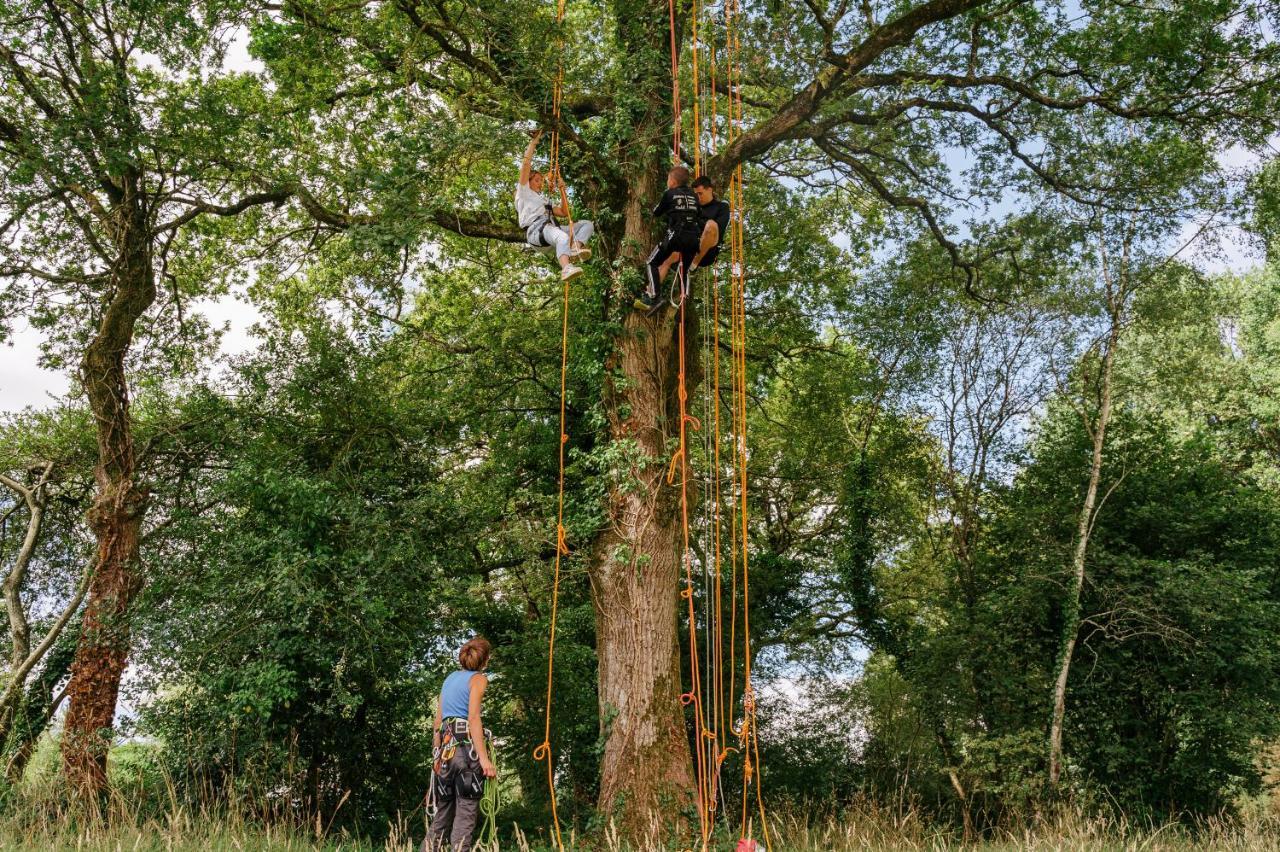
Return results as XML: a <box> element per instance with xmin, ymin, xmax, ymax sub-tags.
<box><xmin>513</xmin><ymin>130</ymin><xmax>594</xmax><ymax>282</ymax></box>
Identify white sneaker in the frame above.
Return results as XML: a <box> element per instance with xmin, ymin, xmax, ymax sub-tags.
<box><xmin>570</xmin><ymin>245</ymin><xmax>593</xmax><ymax>261</ymax></box>
<box><xmin>561</xmin><ymin>264</ymin><xmax>584</xmax><ymax>282</ymax></box>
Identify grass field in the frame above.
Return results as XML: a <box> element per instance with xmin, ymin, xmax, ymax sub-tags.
<box><xmin>2</xmin><ymin>801</ymin><xmax>1277</xmax><ymax>851</ymax></box>
<box><xmin>2</xmin><ymin>737</ymin><xmax>1278</xmax><ymax>850</ymax></box>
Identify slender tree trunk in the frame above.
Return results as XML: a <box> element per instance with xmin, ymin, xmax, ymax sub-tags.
<box><xmin>1</xmin><ymin>473</ymin><xmax>45</xmax><ymax>669</ymax></box>
<box><xmin>61</xmin><ymin>178</ymin><xmax>155</xmax><ymax>793</ymax></box>
<box><xmin>1047</xmin><ymin>315</ymin><xmax>1119</xmax><ymax>787</ymax></box>
<box><xmin>0</xmin><ymin>466</ymin><xmax>47</xmax><ymax>747</ymax></box>
<box><xmin>7</xmin><ymin>646</ymin><xmax>75</xmax><ymax>783</ymax></box>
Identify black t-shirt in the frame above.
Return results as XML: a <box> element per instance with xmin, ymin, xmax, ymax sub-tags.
<box><xmin>700</xmin><ymin>199</ymin><xmax>730</xmax><ymax>245</ymax></box>
<box><xmin>653</xmin><ymin>186</ymin><xmax>702</xmax><ymax>235</ymax></box>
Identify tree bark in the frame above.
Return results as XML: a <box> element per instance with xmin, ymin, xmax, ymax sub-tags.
<box><xmin>587</xmin><ymin>155</ymin><xmax>711</xmax><ymax>838</ymax></box>
<box><xmin>1047</xmin><ymin>308</ymin><xmax>1120</xmax><ymax>787</ymax></box>
<box><xmin>60</xmin><ymin>176</ymin><xmax>155</xmax><ymax>793</ymax></box>
<box><xmin>591</xmin><ymin>305</ymin><xmax>700</xmax><ymax>837</ymax></box>
<box><xmin>579</xmin><ymin>0</ymin><xmax>706</xmax><ymax>838</ymax></box>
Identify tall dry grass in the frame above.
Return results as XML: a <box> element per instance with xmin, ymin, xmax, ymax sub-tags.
<box><xmin>2</xmin><ymin>740</ymin><xmax>1278</xmax><ymax>851</ymax></box>
<box><xmin>3</xmin><ymin>794</ymin><xmax>1279</xmax><ymax>851</ymax></box>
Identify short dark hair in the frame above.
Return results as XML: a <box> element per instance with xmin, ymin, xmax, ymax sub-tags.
<box><xmin>669</xmin><ymin>165</ymin><xmax>691</xmax><ymax>186</ymax></box>
<box><xmin>459</xmin><ymin>636</ymin><xmax>491</xmax><ymax>671</ymax></box>
<box><xmin>692</xmin><ymin>176</ymin><xmax>714</xmax><ymax>191</ymax></box>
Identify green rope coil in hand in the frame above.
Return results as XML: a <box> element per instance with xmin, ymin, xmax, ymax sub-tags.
<box><xmin>479</xmin><ymin>775</ymin><xmax>501</xmax><ymax>848</ymax></box>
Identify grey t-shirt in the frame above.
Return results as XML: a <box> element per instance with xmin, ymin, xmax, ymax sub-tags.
<box><xmin>514</xmin><ymin>183</ymin><xmax>552</xmax><ymax>229</ymax></box>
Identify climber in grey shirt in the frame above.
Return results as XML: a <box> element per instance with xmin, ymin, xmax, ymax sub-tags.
<box><xmin>515</xmin><ymin>130</ymin><xmax>593</xmax><ymax>283</ymax></box>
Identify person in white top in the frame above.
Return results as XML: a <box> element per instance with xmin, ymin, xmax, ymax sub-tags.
<box><xmin>515</xmin><ymin>130</ymin><xmax>593</xmax><ymax>282</ymax></box>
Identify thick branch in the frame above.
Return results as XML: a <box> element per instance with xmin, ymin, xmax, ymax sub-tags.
<box><xmin>293</xmin><ymin>184</ymin><xmax>525</xmax><ymax>243</ymax></box>
<box><xmin>707</xmin><ymin>0</ymin><xmax>987</xmax><ymax>181</ymax></box>
<box><xmin>156</xmin><ymin>189</ymin><xmax>292</xmax><ymax>233</ymax></box>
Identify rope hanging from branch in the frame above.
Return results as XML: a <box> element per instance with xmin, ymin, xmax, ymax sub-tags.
<box><xmin>536</xmin><ymin>0</ymin><xmax>572</xmax><ymax>849</ymax></box>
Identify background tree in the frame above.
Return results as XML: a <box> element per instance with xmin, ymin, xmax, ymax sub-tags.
<box><xmin>0</xmin><ymin>409</ymin><xmax>95</xmax><ymax>779</ymax></box>
<box><xmin>0</xmin><ymin>0</ymin><xmax>300</xmax><ymax>788</ymax></box>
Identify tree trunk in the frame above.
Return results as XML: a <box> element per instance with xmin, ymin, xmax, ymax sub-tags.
<box><xmin>61</xmin><ymin>178</ymin><xmax>155</xmax><ymax>793</ymax></box>
<box><xmin>591</xmin><ymin>310</ymin><xmax>700</xmax><ymax>837</ymax></box>
<box><xmin>1047</xmin><ymin>313</ymin><xmax>1119</xmax><ymax>787</ymax></box>
<box><xmin>590</xmin><ymin>169</ymin><xmax>702</xmax><ymax>839</ymax></box>
<box><xmin>0</xmin><ymin>464</ymin><xmax>49</xmax><ymax>746</ymax></box>
<box><xmin>582</xmin><ymin>0</ymin><xmax>705</xmax><ymax>839</ymax></box>
<box><xmin>7</xmin><ymin>640</ymin><xmax>75</xmax><ymax>783</ymax></box>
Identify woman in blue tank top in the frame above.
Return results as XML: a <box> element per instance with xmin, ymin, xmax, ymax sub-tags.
<box><xmin>423</xmin><ymin>636</ymin><xmax>495</xmax><ymax>852</ymax></box>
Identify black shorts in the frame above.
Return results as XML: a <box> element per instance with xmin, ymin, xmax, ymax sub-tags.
<box><xmin>651</xmin><ymin>230</ymin><xmax>701</xmax><ymax>269</ymax></box>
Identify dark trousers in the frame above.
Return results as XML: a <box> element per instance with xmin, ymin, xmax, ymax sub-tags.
<box><xmin>422</xmin><ymin>795</ymin><xmax>480</xmax><ymax>852</ymax></box>
<box><xmin>423</xmin><ymin>719</ymin><xmax>486</xmax><ymax>852</ymax></box>
<box><xmin>645</xmin><ymin>230</ymin><xmax>700</xmax><ymax>297</ymax></box>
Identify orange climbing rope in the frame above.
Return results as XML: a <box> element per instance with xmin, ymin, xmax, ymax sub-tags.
<box><xmin>706</xmin><ymin>0</ymin><xmax>770</xmax><ymax>842</ymax></box>
<box><xmin>667</xmin><ymin>0</ymin><xmax>712</xmax><ymax>843</ymax></box>
<box><xmin>535</xmin><ymin>0</ymin><xmax>766</xmax><ymax>844</ymax></box>
<box><xmin>535</xmin><ymin>0</ymin><xmax>571</xmax><ymax>849</ymax></box>
<box><xmin>667</xmin><ymin>0</ymin><xmax>768</xmax><ymax>844</ymax></box>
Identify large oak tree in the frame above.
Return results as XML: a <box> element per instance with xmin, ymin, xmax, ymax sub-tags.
<box><xmin>249</xmin><ymin>0</ymin><xmax>1277</xmax><ymax>837</ymax></box>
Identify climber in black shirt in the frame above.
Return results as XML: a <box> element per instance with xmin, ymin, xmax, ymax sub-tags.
<box><xmin>639</xmin><ymin>175</ymin><xmax>732</xmax><ymax>310</ymax></box>
<box><xmin>690</xmin><ymin>175</ymin><xmax>730</xmax><ymax>275</ymax></box>
<box><xmin>635</xmin><ymin>165</ymin><xmax>703</xmax><ymax>314</ymax></box>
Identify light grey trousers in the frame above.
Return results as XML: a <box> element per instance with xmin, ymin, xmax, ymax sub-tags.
<box><xmin>528</xmin><ymin>218</ymin><xmax>594</xmax><ymax>259</ymax></box>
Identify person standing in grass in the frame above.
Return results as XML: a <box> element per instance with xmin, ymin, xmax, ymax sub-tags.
<box><xmin>423</xmin><ymin>637</ymin><xmax>497</xmax><ymax>852</ymax></box>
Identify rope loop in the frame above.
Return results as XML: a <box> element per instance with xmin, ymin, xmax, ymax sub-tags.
<box><xmin>679</xmin><ymin>691</ymin><xmax>696</xmax><ymax>706</ymax></box>
<box><xmin>666</xmin><ymin>448</ymin><xmax>684</xmax><ymax>485</ymax></box>
<box><xmin>556</xmin><ymin>524</ymin><xmax>570</xmax><ymax>555</ymax></box>
<box><xmin>533</xmin><ymin>741</ymin><xmax>552</xmax><ymax>762</ymax></box>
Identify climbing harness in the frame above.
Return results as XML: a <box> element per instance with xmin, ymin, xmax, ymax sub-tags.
<box><xmin>426</xmin><ymin>718</ymin><xmax>498</xmax><ymax>848</ymax></box>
